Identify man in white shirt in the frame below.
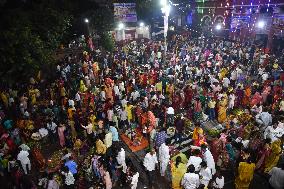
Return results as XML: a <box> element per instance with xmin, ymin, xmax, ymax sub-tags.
<box><xmin>265</xmin><ymin>123</ymin><xmax>284</xmax><ymax>142</ymax></box>
<box><xmin>119</xmin><ymin>107</ymin><xmax>128</xmax><ymax>129</ymax></box>
<box><xmin>230</xmin><ymin>70</ymin><xmax>237</xmax><ymax>81</ymax></box>
<box><xmin>256</xmin><ymin>111</ymin><xmax>272</xmax><ymax>128</ymax></box>
<box><xmin>17</xmin><ymin>150</ymin><xmax>31</xmax><ymax>174</ymax></box>
<box><xmin>114</xmin><ymin>84</ymin><xmax>120</xmax><ymax>97</ymax></box>
<box><xmin>158</xmin><ymin>141</ymin><xmax>170</xmax><ymax>177</ymax></box>
<box><xmin>47</xmin><ymin>120</ymin><xmax>57</xmax><ymax>143</ymax></box>
<box><xmin>229</xmin><ymin>93</ymin><xmax>236</xmax><ymax>109</ymax></box>
<box><xmin>201</xmin><ymin>145</ymin><xmax>216</xmax><ymax>175</ymax></box>
<box><xmin>222</xmin><ymin>77</ymin><xmax>230</xmax><ymax>88</ymax></box>
<box><xmin>199</xmin><ymin>162</ymin><xmax>212</xmax><ymax>187</ymax></box>
<box><xmin>61</xmin><ymin>167</ymin><xmax>75</xmax><ymax>187</ymax></box>
<box><xmin>143</xmin><ymin>149</ymin><xmax>158</xmax><ymax>187</ymax></box>
<box><xmin>68</xmin><ymin>99</ymin><xmax>74</xmax><ymax>108</ymax></box>
<box><xmin>131</xmin><ymin>172</ymin><xmax>139</xmax><ymax>189</ymax></box>
<box><xmin>130</xmin><ymin>90</ymin><xmax>140</xmax><ymax>102</ymax></box>
<box><xmin>75</xmin><ymin>92</ymin><xmax>81</xmax><ymax>106</ymax></box>
<box><xmin>262</xmin><ymin>72</ymin><xmax>269</xmax><ymax>82</ymax></box>
<box><xmin>187</xmin><ymin>149</ymin><xmax>203</xmax><ymax>172</ymax></box>
<box><xmin>120</xmin><ymin>97</ymin><xmax>127</xmax><ymax>108</ymax></box>
<box><xmin>181</xmin><ymin>164</ymin><xmax>200</xmax><ymax>189</ymax></box>
<box><xmin>107</xmin><ymin>109</ymin><xmax>114</xmax><ymax>122</ymax></box>
<box><xmin>213</xmin><ymin>172</ymin><xmax>224</xmax><ymax>189</ymax></box>
<box><xmin>100</xmin><ymin>88</ymin><xmax>106</xmax><ymax>102</ymax></box>
<box><xmin>167</xmin><ymin>106</ymin><xmax>175</xmax><ymax>115</ymax></box>
<box><xmin>119</xmin><ymin>81</ymin><xmax>125</xmax><ymax>92</ymax></box>
<box><xmin>269</xmin><ymin>164</ymin><xmax>284</xmax><ymax>189</ymax></box>
<box><xmin>116</xmin><ymin>148</ymin><xmax>127</xmax><ymax>173</ymax></box>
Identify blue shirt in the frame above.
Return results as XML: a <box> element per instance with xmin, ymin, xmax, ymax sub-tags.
<box><xmin>3</xmin><ymin>120</ymin><xmax>13</xmax><ymax>129</ymax></box>
<box><xmin>155</xmin><ymin>131</ymin><xmax>168</xmax><ymax>148</ymax></box>
<box><xmin>65</xmin><ymin>160</ymin><xmax>77</xmax><ymax>174</ymax></box>
<box><xmin>109</xmin><ymin>126</ymin><xmax>119</xmax><ymax>142</ymax></box>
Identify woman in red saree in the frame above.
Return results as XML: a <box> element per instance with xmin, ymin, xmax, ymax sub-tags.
<box><xmin>255</xmin><ymin>139</ymin><xmax>271</xmax><ymax>172</ymax></box>
<box><xmin>210</xmin><ymin>137</ymin><xmax>223</xmax><ymax>162</ymax></box>
<box><xmin>172</xmin><ymin>93</ymin><xmax>182</xmax><ymax>111</ymax></box>
<box><xmin>32</xmin><ymin>147</ymin><xmax>46</xmax><ymax>172</ymax></box>
<box><xmin>184</xmin><ymin>85</ymin><xmax>193</xmax><ymax>109</ymax></box>
<box><xmin>250</xmin><ymin>92</ymin><xmax>262</xmax><ymax>107</ymax></box>
<box><xmin>142</xmin><ymin>74</ymin><xmax>148</xmax><ymax>87</ymax></box>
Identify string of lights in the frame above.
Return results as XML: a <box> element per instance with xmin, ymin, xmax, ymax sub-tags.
<box><xmin>167</xmin><ymin>0</ymin><xmax>284</xmax><ymax>37</ymax></box>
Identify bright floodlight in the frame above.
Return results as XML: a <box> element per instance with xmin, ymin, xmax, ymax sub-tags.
<box><xmin>161</xmin><ymin>0</ymin><xmax>167</xmax><ymax>6</ymax></box>
<box><xmin>161</xmin><ymin>5</ymin><xmax>171</xmax><ymax>15</ymax></box>
<box><xmin>118</xmin><ymin>23</ymin><xmax>125</xmax><ymax>30</ymax></box>
<box><xmin>165</xmin><ymin>5</ymin><xmax>171</xmax><ymax>14</ymax></box>
<box><xmin>84</xmin><ymin>18</ymin><xmax>89</xmax><ymax>23</ymax></box>
<box><xmin>257</xmin><ymin>21</ymin><xmax>265</xmax><ymax>28</ymax></box>
<box><xmin>140</xmin><ymin>22</ymin><xmax>145</xmax><ymax>27</ymax></box>
<box><xmin>215</xmin><ymin>24</ymin><xmax>222</xmax><ymax>30</ymax></box>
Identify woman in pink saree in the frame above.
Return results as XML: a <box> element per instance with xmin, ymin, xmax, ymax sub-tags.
<box><xmin>261</xmin><ymin>86</ymin><xmax>271</xmax><ymax>104</ymax></box>
<box><xmin>58</xmin><ymin>123</ymin><xmax>66</xmax><ymax>147</ymax></box>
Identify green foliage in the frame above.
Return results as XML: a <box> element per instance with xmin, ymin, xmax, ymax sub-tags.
<box><xmin>101</xmin><ymin>32</ymin><xmax>115</xmax><ymax>52</ymax></box>
<box><xmin>87</xmin><ymin>6</ymin><xmax>114</xmax><ymax>35</ymax></box>
<box><xmin>30</xmin><ymin>7</ymin><xmax>72</xmax><ymax>50</ymax></box>
<box><xmin>0</xmin><ymin>25</ymin><xmax>52</xmax><ymax>83</ymax></box>
<box><xmin>207</xmin><ymin>128</ymin><xmax>221</xmax><ymax>138</ymax></box>
<box><xmin>135</xmin><ymin>0</ymin><xmax>158</xmax><ymax>22</ymax></box>
<box><xmin>0</xmin><ymin>1</ymin><xmax>73</xmax><ymax>84</ymax></box>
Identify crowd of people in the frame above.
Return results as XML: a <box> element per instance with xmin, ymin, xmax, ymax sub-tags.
<box><xmin>1</xmin><ymin>33</ymin><xmax>284</xmax><ymax>189</ymax></box>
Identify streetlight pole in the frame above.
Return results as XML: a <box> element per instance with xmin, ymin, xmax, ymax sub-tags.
<box><xmin>84</xmin><ymin>18</ymin><xmax>90</xmax><ymax>36</ymax></box>
<box><xmin>161</xmin><ymin>0</ymin><xmax>170</xmax><ymax>61</ymax></box>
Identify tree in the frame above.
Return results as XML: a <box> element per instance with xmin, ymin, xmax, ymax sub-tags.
<box><xmin>0</xmin><ymin>26</ymin><xmax>52</xmax><ymax>83</ymax></box>
<box><xmin>0</xmin><ymin>0</ymin><xmax>73</xmax><ymax>84</ymax></box>
<box><xmin>85</xmin><ymin>5</ymin><xmax>114</xmax><ymax>35</ymax></box>
<box><xmin>100</xmin><ymin>32</ymin><xmax>115</xmax><ymax>52</ymax></box>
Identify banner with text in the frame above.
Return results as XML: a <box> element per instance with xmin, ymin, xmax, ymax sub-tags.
<box><xmin>231</xmin><ymin>15</ymin><xmax>251</xmax><ymax>30</ymax></box>
<box><xmin>114</xmin><ymin>3</ymin><xmax>137</xmax><ymax>23</ymax></box>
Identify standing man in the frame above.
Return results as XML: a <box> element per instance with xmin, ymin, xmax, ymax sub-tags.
<box><xmin>46</xmin><ymin>119</ymin><xmax>57</xmax><ymax>143</ymax></box>
<box><xmin>201</xmin><ymin>144</ymin><xmax>216</xmax><ymax>175</ymax></box>
<box><xmin>155</xmin><ymin>127</ymin><xmax>168</xmax><ymax>149</ymax></box>
<box><xmin>143</xmin><ymin>149</ymin><xmax>158</xmax><ymax>188</ymax></box>
<box><xmin>269</xmin><ymin>164</ymin><xmax>284</xmax><ymax>189</ymax></box>
<box><xmin>17</xmin><ymin>149</ymin><xmax>31</xmax><ymax>174</ymax></box>
<box><xmin>64</xmin><ymin>157</ymin><xmax>78</xmax><ymax>179</ymax></box>
<box><xmin>158</xmin><ymin>140</ymin><xmax>170</xmax><ymax>177</ymax></box>
<box><xmin>181</xmin><ymin>164</ymin><xmax>200</xmax><ymax>189</ymax></box>
<box><xmin>116</xmin><ymin>148</ymin><xmax>127</xmax><ymax>173</ymax></box>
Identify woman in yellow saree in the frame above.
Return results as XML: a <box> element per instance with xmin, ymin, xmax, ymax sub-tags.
<box><xmin>171</xmin><ymin>156</ymin><xmax>187</xmax><ymax>189</ymax></box>
<box><xmin>218</xmin><ymin>96</ymin><xmax>228</xmax><ymax>123</ymax></box>
<box><xmin>235</xmin><ymin>158</ymin><xmax>255</xmax><ymax>189</ymax></box>
<box><xmin>264</xmin><ymin>139</ymin><xmax>282</xmax><ymax>173</ymax></box>
<box><xmin>192</xmin><ymin>124</ymin><xmax>204</xmax><ymax>141</ymax></box>
<box><xmin>0</xmin><ymin>91</ymin><xmax>8</xmax><ymax>108</ymax></box>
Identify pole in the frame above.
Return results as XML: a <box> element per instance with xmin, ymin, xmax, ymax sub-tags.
<box><xmin>161</xmin><ymin>0</ymin><xmax>170</xmax><ymax>62</ymax></box>
<box><xmin>163</xmin><ymin>7</ymin><xmax>169</xmax><ymax>62</ymax></box>
<box><xmin>87</xmin><ymin>24</ymin><xmax>90</xmax><ymax>36</ymax></box>
<box><xmin>164</xmin><ymin>15</ymin><xmax>167</xmax><ymax>62</ymax></box>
